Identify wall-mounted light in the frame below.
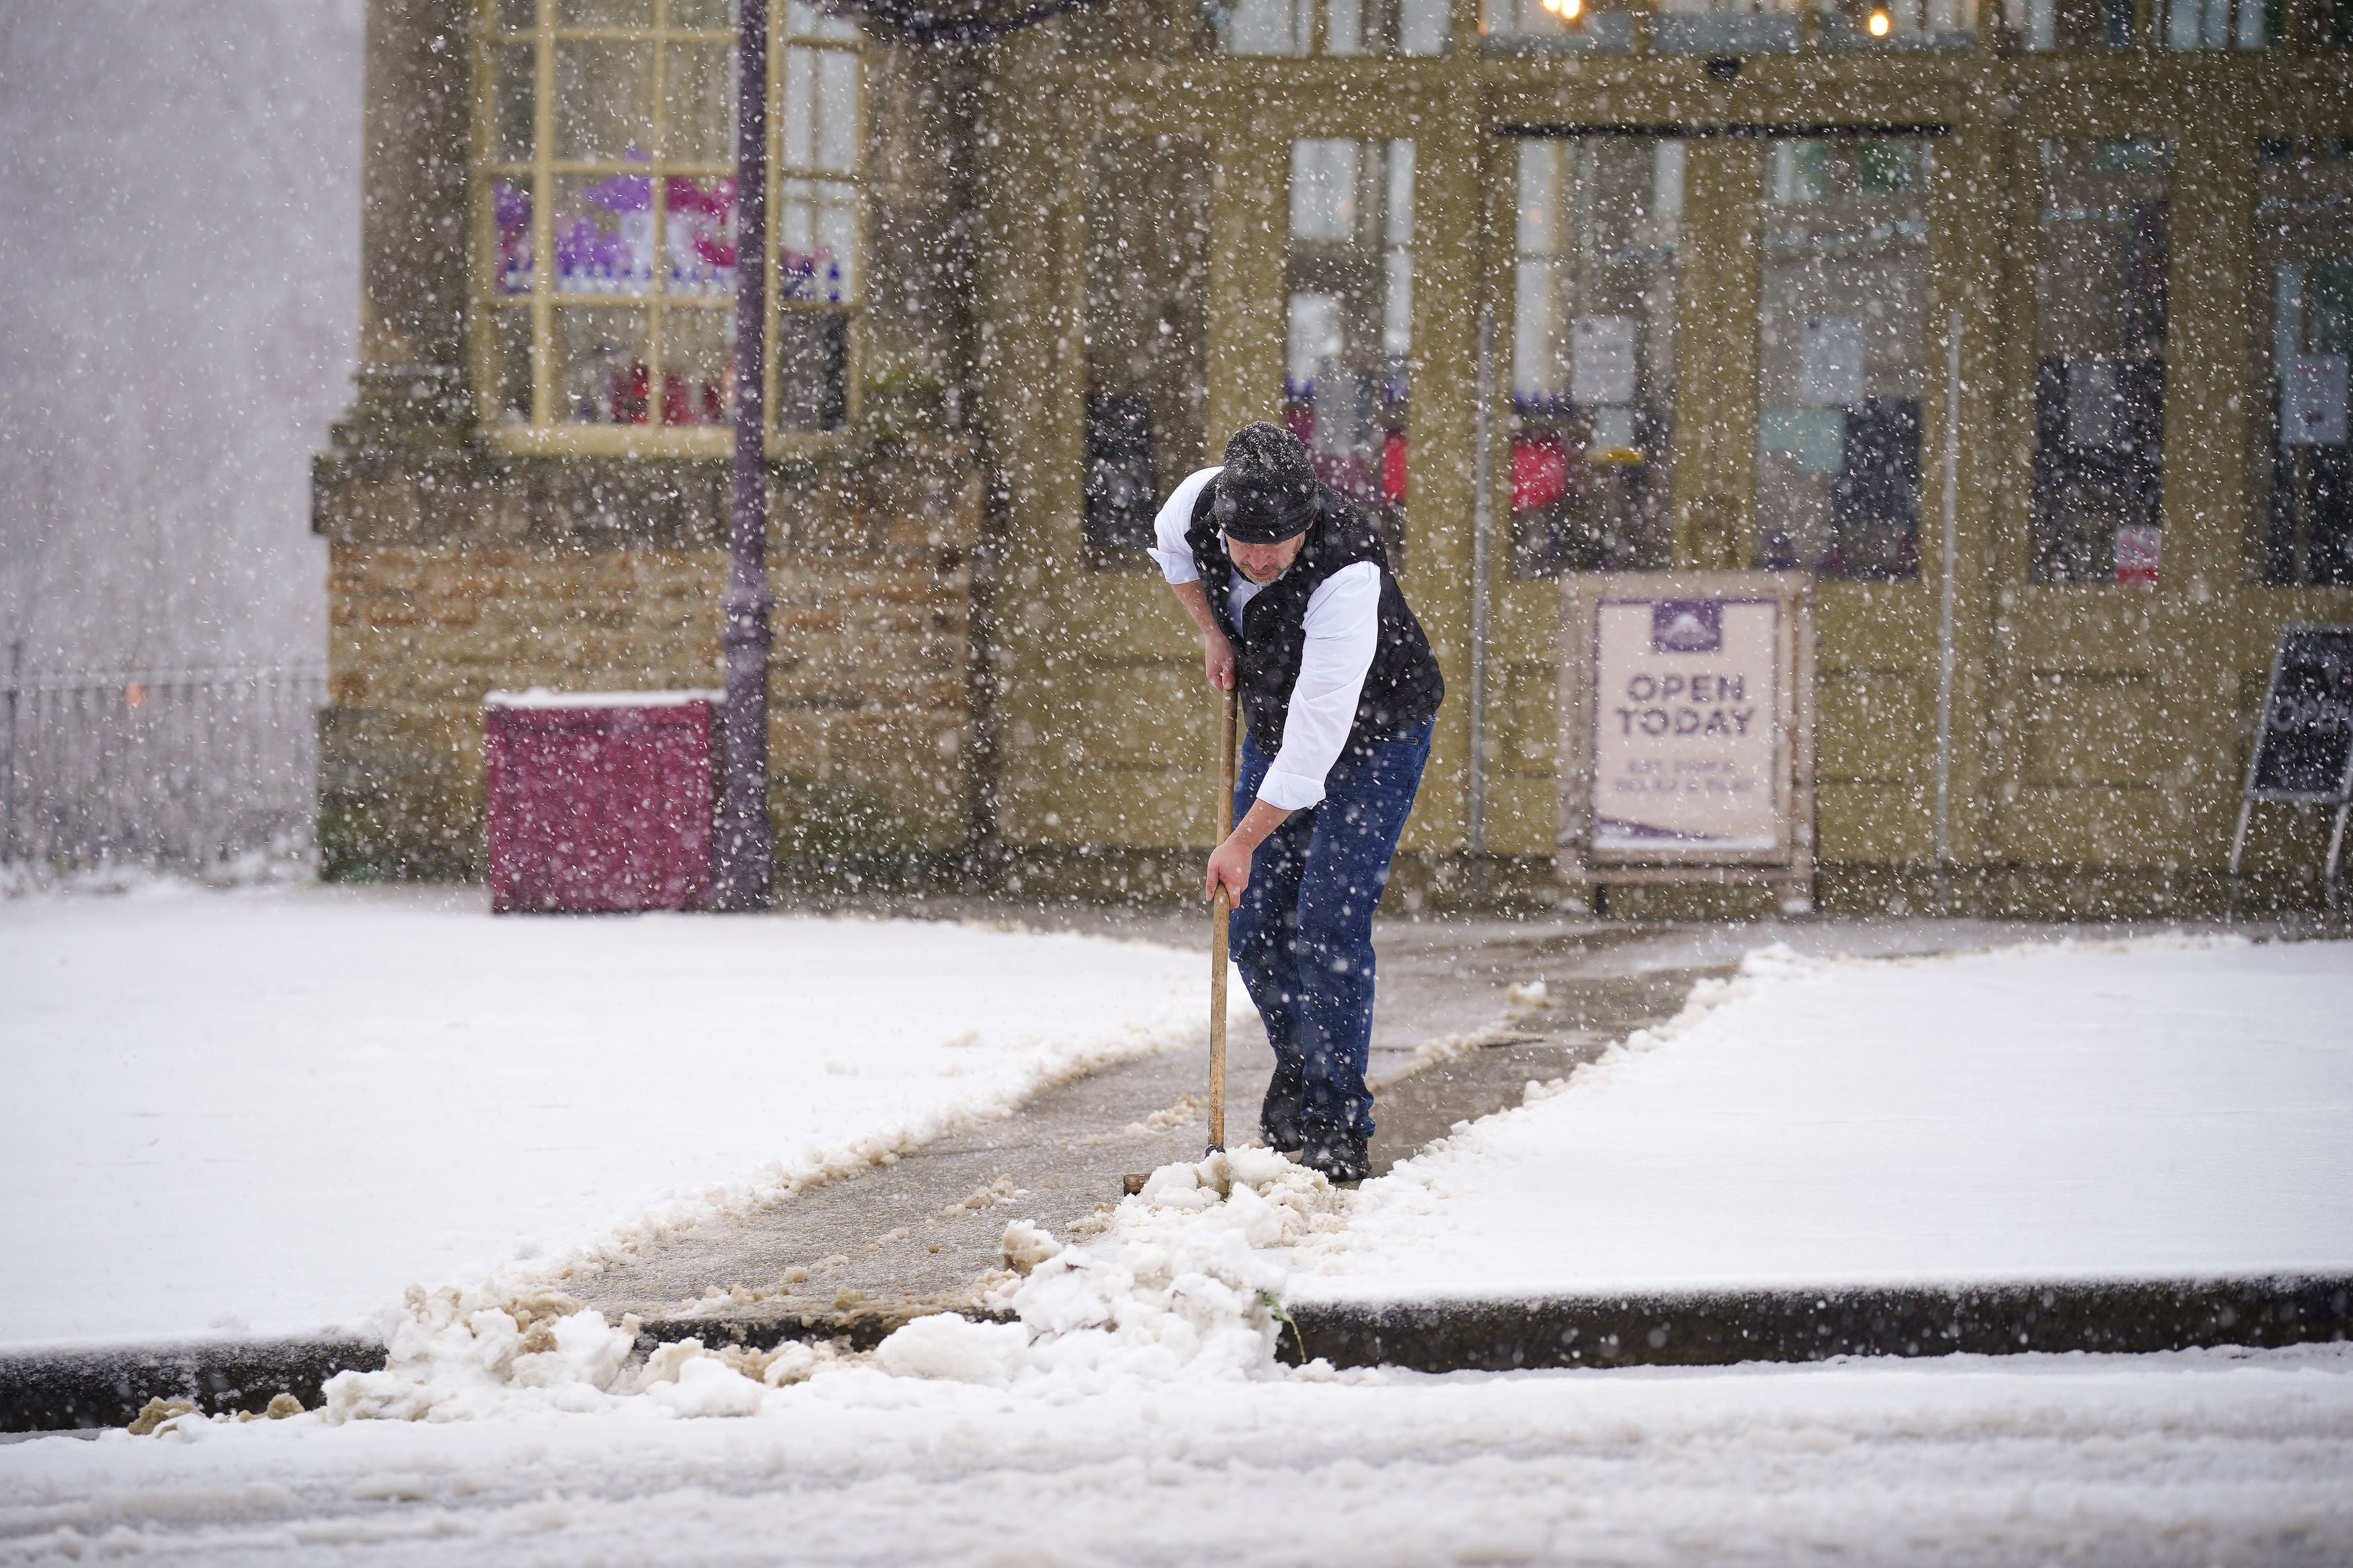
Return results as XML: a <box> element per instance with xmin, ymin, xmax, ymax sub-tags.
<box><xmin>1542</xmin><ymin>0</ymin><xmax>1583</xmax><ymax>20</ymax></box>
<box><xmin>1866</xmin><ymin>4</ymin><xmax>1892</xmax><ymax>34</ymax></box>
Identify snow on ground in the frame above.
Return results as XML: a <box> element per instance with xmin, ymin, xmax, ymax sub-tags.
<box><xmin>1296</xmin><ymin>938</ymin><xmax>2353</xmax><ymax>1302</ymax></box>
<box><xmin>0</xmin><ymin>883</ymin><xmax>1234</xmax><ymax>1347</ymax></box>
<box><xmin>3</xmin><ymin>1343</ymin><xmax>2349</xmax><ymax>1565</ymax></box>
<box><xmin>308</xmin><ymin>1145</ymin><xmax>1337</xmax><ymax>1425</ymax></box>
<box><xmin>3</xmin><ymin>1137</ymin><xmax>2349</xmax><ymax>1567</ymax></box>
<box><xmin>3</xmin><ymin>927</ymin><xmax>2350</xmax><ymax>1561</ymax></box>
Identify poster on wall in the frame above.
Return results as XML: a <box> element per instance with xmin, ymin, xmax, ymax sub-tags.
<box><xmin>1558</xmin><ymin>573</ymin><xmax>1816</xmax><ymax>912</ymax></box>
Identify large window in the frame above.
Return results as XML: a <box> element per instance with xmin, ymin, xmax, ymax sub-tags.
<box><xmin>1222</xmin><ymin>0</ymin><xmax>1448</xmax><ymax>53</ymax></box>
<box><xmin>1482</xmin><ymin>0</ymin><xmax>1974</xmax><ymax>53</ymax></box>
<box><xmin>2008</xmin><ymin>0</ymin><xmax>2132</xmax><ymax>46</ymax></box>
<box><xmin>1287</xmin><ymin>138</ymin><xmax>1416</xmax><ymax>558</ymax></box>
<box><xmin>2254</xmin><ymin>139</ymin><xmax>2353</xmax><ymax>586</ymax></box>
<box><xmin>1819</xmin><ymin>0</ymin><xmax>1977</xmax><ymax>46</ymax></box>
<box><xmin>1509</xmin><ymin>137</ymin><xmax>1680</xmax><ymax>575</ymax></box>
<box><xmin>477</xmin><ymin>0</ymin><xmax>861</xmax><ymax>442</ymax></box>
<box><xmin>1653</xmin><ymin>0</ymin><xmax>1806</xmax><ymax>53</ymax></box>
<box><xmin>1754</xmin><ymin>138</ymin><xmax>1931</xmax><ymax>580</ymax></box>
<box><xmin>1482</xmin><ymin>0</ymin><xmax>1637</xmax><ymax>50</ymax></box>
<box><xmin>1082</xmin><ymin>137</ymin><xmax>1211</xmax><ymax>560</ymax></box>
<box><xmin>2030</xmin><ymin>138</ymin><xmax>2169</xmax><ymax>585</ymax></box>
<box><xmin>2163</xmin><ymin>0</ymin><xmax>2280</xmax><ymax>46</ymax></box>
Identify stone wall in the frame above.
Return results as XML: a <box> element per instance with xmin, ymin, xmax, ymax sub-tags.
<box><xmin>315</xmin><ymin>446</ymin><xmax>983</xmax><ymax>880</ymax></box>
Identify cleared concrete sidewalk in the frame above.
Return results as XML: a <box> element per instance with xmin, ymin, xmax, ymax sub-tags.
<box><xmin>581</xmin><ymin>909</ymin><xmax>2237</xmax><ymax>1338</ymax></box>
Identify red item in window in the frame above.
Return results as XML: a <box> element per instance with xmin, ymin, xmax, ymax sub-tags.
<box><xmin>611</xmin><ymin>360</ymin><xmax>651</xmax><ymax>425</ymax></box>
<box><xmin>1511</xmin><ymin>434</ymin><xmax>1568</xmax><ymax>513</ymax></box>
<box><xmin>666</xmin><ymin>175</ymin><xmax>735</xmax><ymax>216</ymax></box>
<box><xmin>661</xmin><ymin>374</ymin><xmax>727</xmax><ymax>426</ymax></box>
<box><xmin>1381</xmin><ymin>428</ymin><xmax>1408</xmax><ymax>505</ymax></box>
<box><xmin>2114</xmin><ymin>523</ymin><xmax>2160</xmax><ymax>587</ymax></box>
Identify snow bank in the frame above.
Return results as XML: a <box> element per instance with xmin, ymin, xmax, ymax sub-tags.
<box><xmin>967</xmin><ymin>1146</ymin><xmax>1337</xmax><ymax>1383</ymax></box>
<box><xmin>0</xmin><ymin>886</ymin><xmax>1250</xmax><ymax>1346</ymax></box>
<box><xmin>301</xmin><ymin>1146</ymin><xmax>1341</xmax><ymax>1425</ymax></box>
<box><xmin>1295</xmin><ymin>936</ymin><xmax>2353</xmax><ymax>1302</ymax></box>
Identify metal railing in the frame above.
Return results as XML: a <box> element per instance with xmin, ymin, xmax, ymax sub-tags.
<box><xmin>1</xmin><ymin>651</ymin><xmax>326</xmax><ymax>875</ymax></box>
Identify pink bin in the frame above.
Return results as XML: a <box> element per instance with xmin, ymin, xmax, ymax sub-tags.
<box><xmin>483</xmin><ymin>690</ymin><xmax>721</xmax><ymax>913</ymax></box>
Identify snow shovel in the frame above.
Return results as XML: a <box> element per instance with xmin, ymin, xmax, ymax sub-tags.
<box><xmin>1206</xmin><ymin>683</ymin><xmax>1238</xmax><ymax>1155</ymax></box>
<box><xmin>1124</xmin><ymin>684</ymin><xmax>1239</xmax><ymax>1196</ymax></box>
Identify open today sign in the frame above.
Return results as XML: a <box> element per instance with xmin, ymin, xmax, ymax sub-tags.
<box><xmin>1591</xmin><ymin>597</ymin><xmax>1783</xmax><ymax>853</ymax></box>
<box><xmin>1556</xmin><ymin>571</ymin><xmax>1817</xmax><ymax>913</ymax></box>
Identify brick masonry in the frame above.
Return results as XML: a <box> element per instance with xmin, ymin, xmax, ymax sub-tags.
<box><xmin>316</xmin><ymin>447</ymin><xmax>984</xmax><ymax>880</ymax></box>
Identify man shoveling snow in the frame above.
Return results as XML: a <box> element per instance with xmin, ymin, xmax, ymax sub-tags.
<box><xmin>1152</xmin><ymin>423</ymin><xmax>1445</xmax><ymax>1182</ymax></box>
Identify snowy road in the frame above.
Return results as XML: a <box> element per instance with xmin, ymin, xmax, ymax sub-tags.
<box><xmin>5</xmin><ymin>1344</ymin><xmax>2350</xmax><ymax>1565</ymax></box>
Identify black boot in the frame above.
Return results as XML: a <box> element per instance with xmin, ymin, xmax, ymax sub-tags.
<box><xmin>1259</xmin><ymin>1070</ymin><xmax>1305</xmax><ymax>1152</ymax></box>
<box><xmin>1302</xmin><ymin>1133</ymin><xmax>1370</xmax><ymax>1185</ymax></box>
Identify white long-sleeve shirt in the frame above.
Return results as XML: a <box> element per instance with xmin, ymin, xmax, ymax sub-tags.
<box><xmin>1148</xmin><ymin>466</ymin><xmax>1380</xmax><ymax>813</ymax></box>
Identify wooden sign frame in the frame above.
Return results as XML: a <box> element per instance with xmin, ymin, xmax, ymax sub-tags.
<box><xmin>2227</xmin><ymin>622</ymin><xmax>2353</xmax><ymax>913</ymax></box>
<box><xmin>1556</xmin><ymin>571</ymin><xmax>1817</xmax><ymax>915</ymax></box>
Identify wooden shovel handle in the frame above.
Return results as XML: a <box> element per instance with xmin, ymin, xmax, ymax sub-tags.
<box><xmin>1208</xmin><ymin>686</ymin><xmax>1237</xmax><ymax>1154</ymax></box>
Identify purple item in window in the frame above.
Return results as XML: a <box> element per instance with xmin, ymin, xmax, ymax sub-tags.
<box><xmin>495</xmin><ymin>180</ymin><xmax>532</xmax><ymax>234</ymax></box>
<box><xmin>588</xmin><ymin>173</ymin><xmax>653</xmax><ymax>213</ymax></box>
<box><xmin>495</xmin><ymin>179</ymin><xmax>534</xmax><ymax>294</ymax></box>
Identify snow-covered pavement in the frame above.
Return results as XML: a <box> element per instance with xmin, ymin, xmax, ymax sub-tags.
<box><xmin>5</xmin><ymin>1344</ymin><xmax>2350</xmax><ymax>1565</ymax></box>
<box><xmin>1295</xmin><ymin>937</ymin><xmax>2353</xmax><ymax>1302</ymax></box>
<box><xmin>5</xmin><ymin>899</ymin><xmax>2349</xmax><ymax>1565</ymax></box>
<box><xmin>0</xmin><ymin>884</ymin><xmax>1225</xmax><ymax>1346</ymax></box>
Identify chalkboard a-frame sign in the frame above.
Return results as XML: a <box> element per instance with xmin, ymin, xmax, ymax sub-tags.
<box><xmin>2229</xmin><ymin>625</ymin><xmax>2353</xmax><ymax>911</ymax></box>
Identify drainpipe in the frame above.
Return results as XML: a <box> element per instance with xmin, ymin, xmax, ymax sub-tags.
<box><xmin>714</xmin><ymin>0</ymin><xmax>776</xmax><ymax>909</ymax></box>
<box><xmin>1467</xmin><ymin>302</ymin><xmax>1496</xmax><ymax>899</ymax></box>
<box><xmin>1933</xmin><ymin>308</ymin><xmax>1960</xmax><ymax>915</ymax></box>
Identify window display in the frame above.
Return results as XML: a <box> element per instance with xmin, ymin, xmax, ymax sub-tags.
<box><xmin>1509</xmin><ymin>137</ymin><xmax>1680</xmax><ymax>575</ymax></box>
<box><xmin>2252</xmin><ymin>140</ymin><xmax>2353</xmax><ymax>585</ymax></box>
<box><xmin>1286</xmin><ymin>138</ymin><xmax>1415</xmax><ymax>559</ymax></box>
<box><xmin>1222</xmin><ymin>0</ymin><xmax>1447</xmax><ymax>54</ymax></box>
<box><xmin>2030</xmin><ymin>139</ymin><xmax>2169</xmax><ymax>585</ymax></box>
<box><xmin>477</xmin><ymin>0</ymin><xmax>860</xmax><ymax>438</ymax></box>
<box><xmin>1753</xmin><ymin>138</ymin><xmax>1931</xmax><ymax>579</ymax></box>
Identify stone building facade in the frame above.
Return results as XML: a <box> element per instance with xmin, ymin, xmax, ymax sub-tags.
<box><xmin>323</xmin><ymin>0</ymin><xmax>2353</xmax><ymax>913</ymax></box>
<box><xmin>315</xmin><ymin>2</ymin><xmax>992</xmax><ymax>880</ymax></box>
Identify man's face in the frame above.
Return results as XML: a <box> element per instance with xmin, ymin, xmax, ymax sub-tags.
<box><xmin>1229</xmin><ymin>531</ymin><xmax>1306</xmax><ymax>584</ymax></box>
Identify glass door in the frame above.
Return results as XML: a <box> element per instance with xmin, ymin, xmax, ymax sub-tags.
<box><xmin>1476</xmin><ymin>126</ymin><xmax>1957</xmax><ymax>871</ymax></box>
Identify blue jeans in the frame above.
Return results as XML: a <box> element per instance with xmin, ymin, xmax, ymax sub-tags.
<box><xmin>1229</xmin><ymin>717</ymin><xmax>1433</xmax><ymax>1147</ymax></box>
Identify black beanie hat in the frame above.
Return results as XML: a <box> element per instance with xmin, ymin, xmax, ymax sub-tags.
<box><xmin>1212</xmin><ymin>421</ymin><xmax>1319</xmax><ymax>544</ymax></box>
